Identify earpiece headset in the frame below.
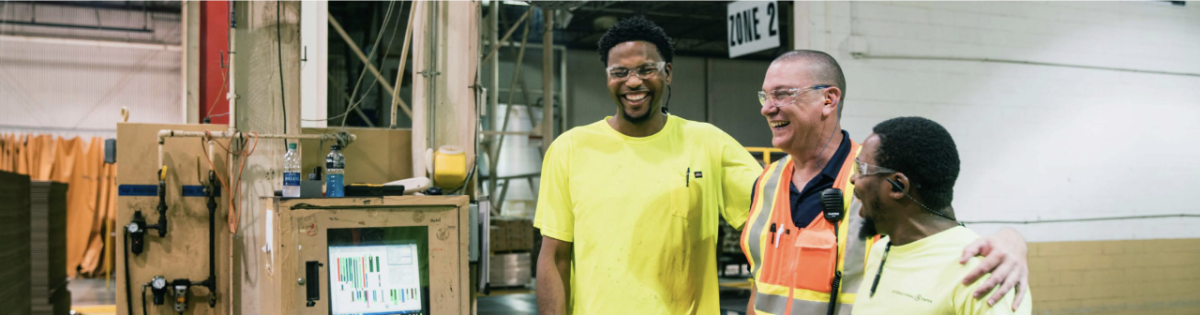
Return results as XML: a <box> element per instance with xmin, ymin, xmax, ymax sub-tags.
<box><xmin>886</xmin><ymin>178</ymin><xmax>957</xmax><ymax>221</ymax></box>
<box><xmin>660</xmin><ymin>66</ymin><xmax>672</xmax><ymax>113</ymax></box>
<box><xmin>887</xmin><ymin>178</ymin><xmax>904</xmax><ymax>192</ymax></box>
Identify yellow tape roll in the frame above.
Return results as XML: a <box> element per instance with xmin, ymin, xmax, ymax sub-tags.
<box><xmin>433</xmin><ymin>145</ymin><xmax>467</xmax><ymax>191</ymax></box>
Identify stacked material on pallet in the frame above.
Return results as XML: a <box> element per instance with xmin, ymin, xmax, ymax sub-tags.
<box><xmin>30</xmin><ymin>181</ymin><xmax>69</xmax><ymax>315</ymax></box>
<box><xmin>0</xmin><ymin>171</ymin><xmax>32</xmax><ymax>315</ymax></box>
<box><xmin>488</xmin><ymin>252</ymin><xmax>532</xmax><ymax>288</ymax></box>
<box><xmin>489</xmin><ymin>216</ymin><xmax>534</xmax><ymax>253</ymax></box>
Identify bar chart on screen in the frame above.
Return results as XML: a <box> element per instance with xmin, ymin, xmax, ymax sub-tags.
<box><xmin>329</xmin><ymin>244</ymin><xmax>424</xmax><ymax>315</ymax></box>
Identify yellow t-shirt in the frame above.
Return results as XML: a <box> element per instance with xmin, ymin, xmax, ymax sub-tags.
<box><xmin>534</xmin><ymin>115</ymin><xmax>762</xmax><ymax>314</ymax></box>
<box><xmin>853</xmin><ymin>226</ymin><xmax>1032</xmax><ymax>315</ymax></box>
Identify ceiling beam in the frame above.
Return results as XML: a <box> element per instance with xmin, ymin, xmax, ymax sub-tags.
<box><xmin>580</xmin><ymin>7</ymin><xmax>722</xmax><ymax>21</ymax></box>
<box><xmin>28</xmin><ymin>1</ymin><xmax>181</xmax><ymax>14</ymax></box>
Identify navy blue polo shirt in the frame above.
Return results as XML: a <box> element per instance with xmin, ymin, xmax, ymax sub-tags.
<box><xmin>751</xmin><ymin>130</ymin><xmax>852</xmax><ymax>228</ymax></box>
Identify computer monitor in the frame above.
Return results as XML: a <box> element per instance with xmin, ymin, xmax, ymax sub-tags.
<box><xmin>328</xmin><ymin>227</ymin><xmax>428</xmax><ymax>315</ymax></box>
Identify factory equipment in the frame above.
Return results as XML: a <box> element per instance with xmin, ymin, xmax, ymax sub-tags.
<box><xmin>257</xmin><ymin>196</ymin><xmax>470</xmax><ymax>315</ymax></box>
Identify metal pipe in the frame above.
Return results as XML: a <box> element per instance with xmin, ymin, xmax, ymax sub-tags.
<box><xmin>850</xmin><ymin>52</ymin><xmax>1200</xmax><ymax>78</ymax></box>
<box><xmin>490</xmin><ymin>2</ymin><xmax>499</xmax><ymax>128</ymax></box>
<box><xmin>489</xmin><ymin>10</ymin><xmax>531</xmax><ymax>202</ymax></box>
<box><xmin>204</xmin><ymin>170</ymin><xmax>218</xmax><ymax>307</ymax></box>
<box><xmin>541</xmin><ymin>9</ymin><xmax>554</xmax><ymax>153</ymax></box>
<box><xmin>482</xmin><ymin>131</ymin><xmax>534</xmax><ymax>136</ymax></box>
<box><xmin>0</xmin><ymin>19</ymin><xmax>155</xmax><ymax>33</ymax></box>
<box><xmin>328</xmin><ymin>12</ymin><xmax>414</xmax><ymax>118</ymax></box>
<box><xmin>390</xmin><ymin>1</ymin><xmax>418</xmax><ymax>128</ymax></box>
<box><xmin>480</xmin><ymin>7</ymin><xmax>533</xmax><ymax>64</ymax></box>
<box><xmin>424</xmin><ymin>1</ymin><xmax>438</xmax><ymax>156</ymax></box>
<box><xmin>0</xmin><ymin>34</ymin><xmax>180</xmax><ymax>51</ymax></box>
<box><xmin>488</xmin><ymin>2</ymin><xmax>500</xmax><ymax>199</ymax></box>
<box><xmin>559</xmin><ymin>38</ymin><xmax>567</xmax><ymax>137</ymax></box>
<box><xmin>155</xmin><ymin>130</ymin><xmax>355</xmax><ymax>169</ymax></box>
<box><xmin>208</xmin><ymin>140</ymin><xmax>215</xmax><ymax>167</ymax></box>
<box><xmin>482</xmin><ymin>40</ymin><xmax>566</xmax><ymax>50</ymax></box>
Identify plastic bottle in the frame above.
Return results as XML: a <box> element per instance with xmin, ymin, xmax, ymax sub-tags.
<box><xmin>326</xmin><ymin>145</ymin><xmax>345</xmax><ymax>197</ymax></box>
<box><xmin>283</xmin><ymin>143</ymin><xmax>301</xmax><ymax>198</ymax></box>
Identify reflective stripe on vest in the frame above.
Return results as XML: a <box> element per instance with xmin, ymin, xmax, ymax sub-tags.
<box><xmin>754</xmin><ymin>290</ymin><xmax>856</xmax><ymax>315</ymax></box>
<box><xmin>741</xmin><ymin>144</ymin><xmax>875</xmax><ymax>314</ymax></box>
<box><xmin>744</xmin><ymin>156</ymin><xmax>789</xmax><ymax>278</ymax></box>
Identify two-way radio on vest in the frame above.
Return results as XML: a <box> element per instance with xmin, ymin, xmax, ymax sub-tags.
<box><xmin>820</xmin><ymin>188</ymin><xmax>845</xmax><ymax>315</ymax></box>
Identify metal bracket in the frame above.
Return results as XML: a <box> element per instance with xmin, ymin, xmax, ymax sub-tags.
<box><xmin>418</xmin><ymin>69</ymin><xmax>442</xmax><ymax>78</ymax></box>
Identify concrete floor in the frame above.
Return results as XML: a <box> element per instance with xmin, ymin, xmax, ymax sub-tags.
<box><xmin>70</xmin><ymin>278</ymin><xmax>117</xmax><ymax>306</ymax></box>
<box><xmin>67</xmin><ymin>277</ymin><xmax>752</xmax><ymax>314</ymax></box>
<box><xmin>69</xmin><ymin>278</ymin><xmax>117</xmax><ymax>315</ymax></box>
<box><xmin>477</xmin><ymin>277</ymin><xmax>752</xmax><ymax>315</ymax></box>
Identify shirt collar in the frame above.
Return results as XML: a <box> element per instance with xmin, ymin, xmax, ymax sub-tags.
<box><xmin>818</xmin><ymin>130</ymin><xmax>853</xmax><ymax>180</ymax></box>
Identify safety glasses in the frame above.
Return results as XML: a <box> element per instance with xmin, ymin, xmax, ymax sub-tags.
<box><xmin>757</xmin><ymin>85</ymin><xmax>831</xmax><ymax>108</ymax></box>
<box><xmin>853</xmin><ymin>159</ymin><xmax>897</xmax><ymax>177</ymax></box>
<box><xmin>606</xmin><ymin>61</ymin><xmax>667</xmax><ymax>81</ymax></box>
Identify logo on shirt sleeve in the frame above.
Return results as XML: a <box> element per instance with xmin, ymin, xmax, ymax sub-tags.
<box><xmin>694</xmin><ymin>171</ymin><xmax>703</xmax><ymax>179</ymax></box>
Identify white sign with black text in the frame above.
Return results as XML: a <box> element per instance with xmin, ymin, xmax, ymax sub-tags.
<box><xmin>727</xmin><ymin>0</ymin><xmax>780</xmax><ymax>58</ymax></box>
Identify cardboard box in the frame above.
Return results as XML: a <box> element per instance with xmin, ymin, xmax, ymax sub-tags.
<box><xmin>490</xmin><ymin>217</ymin><xmax>533</xmax><ymax>253</ymax></box>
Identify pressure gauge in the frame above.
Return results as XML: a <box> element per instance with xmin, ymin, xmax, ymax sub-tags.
<box><xmin>151</xmin><ymin>276</ymin><xmax>167</xmax><ymax>289</ymax></box>
<box><xmin>126</xmin><ymin>222</ymin><xmax>140</xmax><ymax>233</ymax></box>
<box><xmin>149</xmin><ymin>276</ymin><xmax>168</xmax><ymax>305</ymax></box>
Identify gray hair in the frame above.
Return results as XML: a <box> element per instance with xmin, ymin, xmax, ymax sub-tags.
<box><xmin>773</xmin><ymin>50</ymin><xmax>847</xmax><ymax>118</ymax></box>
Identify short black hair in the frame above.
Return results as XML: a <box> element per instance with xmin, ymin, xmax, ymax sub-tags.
<box><xmin>773</xmin><ymin>50</ymin><xmax>847</xmax><ymax>117</ymax></box>
<box><xmin>872</xmin><ymin>117</ymin><xmax>960</xmax><ymax>211</ymax></box>
<box><xmin>596</xmin><ymin>16</ymin><xmax>675</xmax><ymax>65</ymax></box>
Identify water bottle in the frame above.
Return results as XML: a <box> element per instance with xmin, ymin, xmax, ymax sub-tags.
<box><xmin>283</xmin><ymin>143</ymin><xmax>301</xmax><ymax>198</ymax></box>
<box><xmin>326</xmin><ymin>145</ymin><xmax>345</xmax><ymax>197</ymax></box>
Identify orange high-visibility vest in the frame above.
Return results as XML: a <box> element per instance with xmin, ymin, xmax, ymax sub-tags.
<box><xmin>740</xmin><ymin>143</ymin><xmax>878</xmax><ymax>315</ymax></box>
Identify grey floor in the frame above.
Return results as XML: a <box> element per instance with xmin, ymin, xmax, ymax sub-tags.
<box><xmin>477</xmin><ymin>277</ymin><xmax>751</xmax><ymax>315</ymax></box>
<box><xmin>69</xmin><ymin>278</ymin><xmax>117</xmax><ymax>306</ymax></box>
<box><xmin>68</xmin><ymin>276</ymin><xmax>752</xmax><ymax>314</ymax></box>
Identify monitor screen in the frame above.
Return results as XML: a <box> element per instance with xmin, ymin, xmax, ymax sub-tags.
<box><xmin>328</xmin><ymin>226</ymin><xmax>428</xmax><ymax>315</ymax></box>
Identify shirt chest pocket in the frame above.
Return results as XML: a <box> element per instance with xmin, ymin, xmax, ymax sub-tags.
<box><xmin>790</xmin><ymin>228</ymin><xmax>837</xmax><ymax>292</ymax></box>
<box><xmin>669</xmin><ymin>168</ymin><xmax>712</xmax><ymax>238</ymax></box>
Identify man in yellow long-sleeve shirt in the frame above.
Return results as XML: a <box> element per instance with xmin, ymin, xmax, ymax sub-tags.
<box><xmin>849</xmin><ymin>117</ymin><xmax>1032</xmax><ymax>314</ymax></box>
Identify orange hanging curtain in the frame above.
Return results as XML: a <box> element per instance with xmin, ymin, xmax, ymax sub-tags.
<box><xmin>0</xmin><ymin>134</ymin><xmax>117</xmax><ymax>278</ymax></box>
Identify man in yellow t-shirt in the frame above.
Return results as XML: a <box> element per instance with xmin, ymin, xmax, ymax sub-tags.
<box><xmin>533</xmin><ymin>16</ymin><xmax>762</xmax><ymax>314</ymax></box>
<box><xmin>849</xmin><ymin>117</ymin><xmax>1031</xmax><ymax>314</ymax></box>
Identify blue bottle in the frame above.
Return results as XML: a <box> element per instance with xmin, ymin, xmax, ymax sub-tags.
<box><xmin>325</xmin><ymin>145</ymin><xmax>345</xmax><ymax>197</ymax></box>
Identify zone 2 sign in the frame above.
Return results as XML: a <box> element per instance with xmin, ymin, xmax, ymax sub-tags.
<box><xmin>727</xmin><ymin>1</ymin><xmax>780</xmax><ymax>58</ymax></box>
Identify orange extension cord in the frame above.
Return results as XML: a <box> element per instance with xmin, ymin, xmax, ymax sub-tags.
<box><xmin>199</xmin><ymin>130</ymin><xmax>259</xmax><ymax>234</ymax></box>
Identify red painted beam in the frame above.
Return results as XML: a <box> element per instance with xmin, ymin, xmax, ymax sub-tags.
<box><xmin>199</xmin><ymin>1</ymin><xmax>230</xmax><ymax>124</ymax></box>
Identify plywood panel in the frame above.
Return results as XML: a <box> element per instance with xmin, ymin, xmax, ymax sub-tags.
<box><xmin>298</xmin><ymin>127</ymin><xmax>413</xmax><ymax>185</ymax></box>
<box><xmin>258</xmin><ymin>196</ymin><xmax>469</xmax><ymax>315</ymax></box>
<box><xmin>117</xmin><ymin>123</ymin><xmax>231</xmax><ymax>315</ymax></box>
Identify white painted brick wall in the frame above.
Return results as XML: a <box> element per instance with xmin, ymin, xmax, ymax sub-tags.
<box><xmin>797</xmin><ymin>2</ymin><xmax>1200</xmax><ymax>242</ymax></box>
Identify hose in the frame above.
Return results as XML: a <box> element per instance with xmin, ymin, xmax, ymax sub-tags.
<box><xmin>141</xmin><ymin>284</ymin><xmax>149</xmax><ymax>315</ymax></box>
<box><xmin>124</xmin><ymin>230</ymin><xmax>135</xmax><ymax>315</ymax></box>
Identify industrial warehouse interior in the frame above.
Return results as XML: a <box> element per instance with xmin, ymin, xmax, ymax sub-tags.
<box><xmin>1</xmin><ymin>1</ymin><xmax>1198</xmax><ymax>315</ymax></box>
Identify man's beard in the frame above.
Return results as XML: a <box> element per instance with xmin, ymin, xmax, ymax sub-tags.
<box><xmin>621</xmin><ymin>101</ymin><xmax>657</xmax><ymax>123</ymax></box>
<box><xmin>858</xmin><ymin>197</ymin><xmax>883</xmax><ymax>240</ymax></box>
<box><xmin>859</xmin><ymin>217</ymin><xmax>878</xmax><ymax>240</ymax></box>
